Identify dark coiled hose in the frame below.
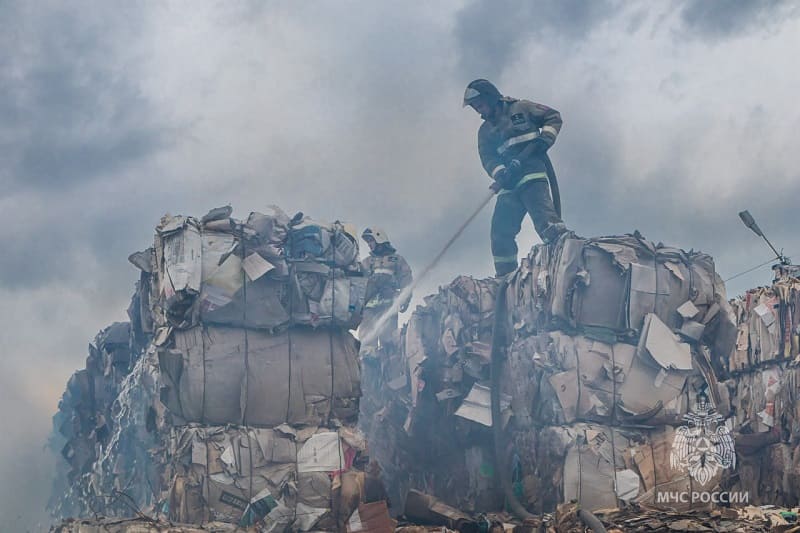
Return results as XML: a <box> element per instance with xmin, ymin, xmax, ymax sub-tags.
<box><xmin>490</xmin><ymin>277</ymin><xmax>607</xmax><ymax>533</ymax></box>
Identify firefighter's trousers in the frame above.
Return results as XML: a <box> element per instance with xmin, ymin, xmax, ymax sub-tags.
<box><xmin>491</xmin><ymin>176</ymin><xmax>563</xmax><ymax>276</ymax></box>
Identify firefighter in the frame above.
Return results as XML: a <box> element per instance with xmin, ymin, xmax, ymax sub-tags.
<box><xmin>358</xmin><ymin>227</ymin><xmax>413</xmax><ymax>352</ymax></box>
<box><xmin>463</xmin><ymin>79</ymin><xmax>568</xmax><ymax>276</ymax></box>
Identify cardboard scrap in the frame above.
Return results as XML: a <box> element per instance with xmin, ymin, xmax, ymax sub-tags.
<box><xmin>454</xmin><ymin>383</ymin><xmax>511</xmax><ymax>427</ymax></box>
<box><xmin>639</xmin><ymin>313</ymin><xmax>693</xmax><ymax>370</ymax></box>
<box><xmin>242</xmin><ymin>252</ymin><xmax>275</xmax><ymax>281</ymax></box>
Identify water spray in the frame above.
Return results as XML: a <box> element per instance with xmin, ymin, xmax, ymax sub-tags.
<box><xmin>359</xmin><ymin>190</ymin><xmax>496</xmax><ymax>346</ymax></box>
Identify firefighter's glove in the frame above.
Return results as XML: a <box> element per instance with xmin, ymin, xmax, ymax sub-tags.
<box><xmin>489</xmin><ymin>168</ymin><xmax>519</xmax><ymax>192</ymax></box>
<box><xmin>495</xmin><ymin>166</ymin><xmax>520</xmax><ymax>190</ymax></box>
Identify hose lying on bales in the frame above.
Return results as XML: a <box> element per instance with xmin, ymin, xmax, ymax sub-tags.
<box><xmin>490</xmin><ymin>277</ymin><xmax>608</xmax><ymax>533</ymax></box>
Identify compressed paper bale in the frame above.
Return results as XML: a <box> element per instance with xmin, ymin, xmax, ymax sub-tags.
<box><xmin>550</xmin><ymin>238</ymin><xmax>585</xmax><ymax>322</ymax></box>
<box><xmin>164</xmin><ymin>326</ymin><xmax>360</xmax><ymax>427</ymax></box>
<box><xmin>243</xmin><ymin>330</ymin><xmax>292</xmax><ymax>427</ymax></box>
<box><xmin>160</xmin><ymin>219</ymin><xmax>203</xmax><ymax>298</ymax></box>
<box><xmin>168</xmin><ymin>473</ymin><xmax>209</xmax><ymax>524</ymax></box>
<box><xmin>253</xmin><ymin>428</ymin><xmax>296</xmax><ymax>464</ymax></box>
<box><xmin>166</xmin><ymin>425</ymin><xmax>359</xmax><ymax>527</ymax></box>
<box><xmin>563</xmin><ymin>445</ymin><xmax>617</xmax><ymax>510</ymax></box>
<box><xmin>297</xmin><ymin>471</ymin><xmax>333</xmax><ymax>508</ymax></box>
<box><xmin>654</xmin><ymin>261</ymin><xmax>692</xmax><ymax>331</ymax></box>
<box><xmin>618</xmin><ymin>353</ymin><xmax>686</xmax><ymax>416</ymax></box>
<box><xmin>170</xmin><ymin>327</ymin><xmax>245</xmax><ymax>424</ymax></box>
<box><xmin>202</xmin><ymin>276</ymin><xmax>290</xmax><ymax>330</ymax></box>
<box><xmin>572</xmin><ymin>245</ymin><xmax>628</xmax><ymax>331</ymax></box>
<box><xmin>631</xmin><ymin>427</ymin><xmax>706</xmax><ymax>511</ymax></box>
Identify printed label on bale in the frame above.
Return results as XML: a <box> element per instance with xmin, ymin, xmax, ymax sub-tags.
<box><xmin>219</xmin><ymin>490</ymin><xmax>249</xmax><ymax>510</ymax></box>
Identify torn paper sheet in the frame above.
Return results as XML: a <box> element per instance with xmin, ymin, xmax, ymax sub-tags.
<box><xmin>615</xmin><ymin>469</ymin><xmax>641</xmax><ymax>501</ymax></box>
<box><xmin>295</xmin><ymin>502</ymin><xmax>328</xmax><ymax>531</ymax></box>
<box><xmin>754</xmin><ymin>303</ymin><xmax>776</xmax><ymax>328</ymax></box>
<box><xmin>677</xmin><ymin>300</ymin><xmax>700</xmax><ymax>320</ymax></box>
<box><xmin>297</xmin><ymin>432</ymin><xmax>343</xmax><ymax>473</ymax></box>
<box><xmin>664</xmin><ymin>262</ymin><xmax>685</xmax><ymax>281</ymax></box>
<box><xmin>242</xmin><ymin>252</ymin><xmax>274</xmax><ymax>281</ymax></box>
<box><xmin>220</xmin><ymin>446</ymin><xmax>235</xmax><ymax>467</ymax></box>
<box><xmin>640</xmin><ymin>313</ymin><xmax>693</xmax><ymax>370</ymax></box>
<box><xmin>679</xmin><ymin>320</ymin><xmax>705</xmax><ymax>341</ymax></box>
<box><xmin>441</xmin><ymin>328</ymin><xmax>458</xmax><ymax>355</ymax></box>
<box><xmin>454</xmin><ymin>383</ymin><xmax>511</xmax><ymax>427</ymax></box>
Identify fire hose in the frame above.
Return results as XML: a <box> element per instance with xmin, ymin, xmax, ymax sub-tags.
<box><xmin>490</xmin><ymin>277</ymin><xmax>607</xmax><ymax>532</ymax></box>
<box><xmin>359</xmin><ymin>170</ymin><xmax>598</xmax><ymax>527</ymax></box>
<box><xmin>358</xmin><ymin>190</ymin><xmax>496</xmax><ymax>347</ymax></box>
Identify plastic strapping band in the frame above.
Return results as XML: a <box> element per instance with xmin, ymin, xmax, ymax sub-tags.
<box><xmin>575</xmin><ymin>346</ymin><xmax>585</xmax><ymax>505</ymax></box>
<box><xmin>578</xmin><ymin>429</ymin><xmax>584</xmax><ymax>503</ymax></box>
<box><xmin>247</xmin><ymin>428</ymin><xmax>254</xmax><ymax>508</ymax></box>
<box><xmin>610</xmin><ymin>343</ymin><xmax>619</xmax><ymax>485</ymax></box>
<box><xmin>574</xmin><ymin>345</ymin><xmax>582</xmax><ymax>422</ymax></box>
<box><xmin>199</xmin><ymin>223</ymin><xmax>207</xmax><ymax>426</ymax></box>
<box><xmin>241</xmin><ymin>227</ymin><xmax>253</xmax><ymax>503</ymax></box>
<box><xmin>328</xmin><ymin>228</ymin><xmax>337</xmax><ymax>424</ymax></box>
<box><xmin>201</xmin><ymin>326</ymin><xmax>207</xmax><ymax>426</ymax></box>
<box><xmin>649</xmin><ymin>438</ymin><xmax>657</xmax><ymax>504</ymax></box>
<box><xmin>204</xmin><ymin>428</ymin><xmax>211</xmax><ymax>513</ymax></box>
<box><xmin>286</xmin><ymin>266</ymin><xmax>293</xmax><ymax>424</ymax></box>
<box><xmin>241</xmin><ymin>226</ymin><xmax>250</xmax><ymax>427</ymax></box>
<box><xmin>654</xmin><ymin>254</ymin><xmax>659</xmax><ymax>319</ymax></box>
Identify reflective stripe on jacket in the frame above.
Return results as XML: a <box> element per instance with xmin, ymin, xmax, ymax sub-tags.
<box><xmin>361</xmin><ymin>252</ymin><xmax>413</xmax><ymax>306</ymax></box>
<box><xmin>478</xmin><ymin>97</ymin><xmax>562</xmax><ymax>179</ymax></box>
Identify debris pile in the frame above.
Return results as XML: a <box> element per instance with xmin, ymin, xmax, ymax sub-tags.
<box><xmin>50</xmin><ymin>213</ymin><xmax>800</xmax><ymax>530</ymax></box>
<box><xmin>51</xmin><ymin>503</ymin><xmax>800</xmax><ymax>532</ymax></box>
<box><xmin>363</xmin><ymin>232</ymin><xmax>751</xmax><ymax>516</ymax></box>
<box><xmin>48</xmin><ymin>318</ymin><xmax>154</xmax><ymax>519</ymax></box>
<box><xmin>725</xmin><ymin>276</ymin><xmax>800</xmax><ymax>503</ymax></box>
<box><xmin>552</xmin><ymin>501</ymin><xmax>800</xmax><ymax>532</ymax></box>
<box><xmin>50</xmin><ymin>206</ymin><xmax>382</xmax><ymax>531</ymax></box>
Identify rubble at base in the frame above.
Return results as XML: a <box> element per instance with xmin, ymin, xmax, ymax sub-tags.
<box><xmin>553</xmin><ymin>502</ymin><xmax>800</xmax><ymax>532</ymax></box>
<box><xmin>52</xmin><ymin>504</ymin><xmax>800</xmax><ymax>532</ymax></box>
<box><xmin>48</xmin><ymin>210</ymin><xmax>800</xmax><ymax>531</ymax></box>
<box><xmin>53</xmin><ymin>517</ymin><xmax>247</xmax><ymax>532</ymax></box>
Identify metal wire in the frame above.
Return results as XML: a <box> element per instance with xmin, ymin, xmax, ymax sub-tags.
<box><xmin>723</xmin><ymin>257</ymin><xmax>778</xmax><ymax>283</ymax></box>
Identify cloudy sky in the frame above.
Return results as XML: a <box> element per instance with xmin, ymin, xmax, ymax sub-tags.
<box><xmin>1</xmin><ymin>0</ymin><xmax>799</xmax><ymax>528</ymax></box>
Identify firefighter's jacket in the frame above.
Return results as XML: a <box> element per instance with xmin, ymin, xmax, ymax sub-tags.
<box><xmin>477</xmin><ymin>96</ymin><xmax>562</xmax><ymax>186</ymax></box>
<box><xmin>361</xmin><ymin>248</ymin><xmax>413</xmax><ymax>309</ymax></box>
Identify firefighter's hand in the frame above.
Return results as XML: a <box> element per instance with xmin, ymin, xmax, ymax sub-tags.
<box><xmin>493</xmin><ymin>168</ymin><xmax>513</xmax><ymax>190</ymax></box>
<box><xmin>489</xmin><ymin>181</ymin><xmax>502</xmax><ymax>193</ymax></box>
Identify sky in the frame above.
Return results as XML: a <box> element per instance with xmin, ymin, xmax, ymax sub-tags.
<box><xmin>1</xmin><ymin>1</ymin><xmax>799</xmax><ymax>528</ymax></box>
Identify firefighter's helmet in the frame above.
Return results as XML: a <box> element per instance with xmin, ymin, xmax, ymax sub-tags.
<box><xmin>362</xmin><ymin>227</ymin><xmax>390</xmax><ymax>245</ymax></box>
<box><xmin>463</xmin><ymin>79</ymin><xmax>502</xmax><ymax>108</ymax></box>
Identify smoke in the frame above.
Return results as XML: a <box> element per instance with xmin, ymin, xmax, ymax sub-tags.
<box><xmin>453</xmin><ymin>0</ymin><xmax>620</xmax><ymax>78</ymax></box>
<box><xmin>361</xmin><ymin>190</ymin><xmax>496</xmax><ymax>346</ymax></box>
<box><xmin>679</xmin><ymin>0</ymin><xmax>800</xmax><ymax>40</ymax></box>
<box><xmin>3</xmin><ymin>2</ymin><xmax>800</xmax><ymax>528</ymax></box>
